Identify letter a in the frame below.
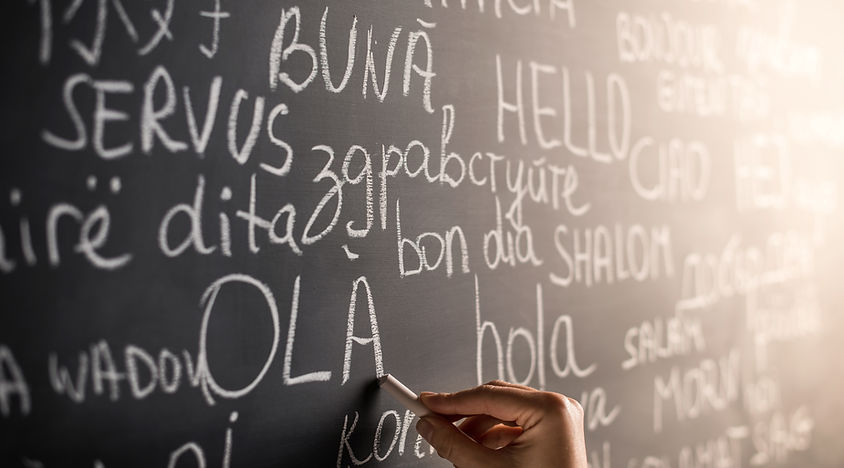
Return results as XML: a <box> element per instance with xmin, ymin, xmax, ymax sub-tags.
<box><xmin>0</xmin><ymin>345</ymin><xmax>30</xmax><ymax>416</ymax></box>
<box><xmin>342</xmin><ymin>276</ymin><xmax>384</xmax><ymax>384</ymax></box>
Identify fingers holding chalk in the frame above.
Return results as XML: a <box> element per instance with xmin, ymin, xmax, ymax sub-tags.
<box><xmin>377</xmin><ymin>374</ymin><xmax>431</xmax><ymax>417</ymax></box>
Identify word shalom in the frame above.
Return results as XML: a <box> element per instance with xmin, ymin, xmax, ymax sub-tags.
<box><xmin>549</xmin><ymin>224</ymin><xmax>674</xmax><ymax>288</ymax></box>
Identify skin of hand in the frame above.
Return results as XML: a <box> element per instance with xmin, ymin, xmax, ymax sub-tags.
<box><xmin>415</xmin><ymin>380</ymin><xmax>588</xmax><ymax>468</ymax></box>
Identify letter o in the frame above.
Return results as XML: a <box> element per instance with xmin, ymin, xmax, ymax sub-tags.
<box><xmin>198</xmin><ymin>274</ymin><xmax>280</xmax><ymax>400</ymax></box>
<box><xmin>506</xmin><ymin>327</ymin><xmax>536</xmax><ymax>386</ymax></box>
<box><xmin>373</xmin><ymin>410</ymin><xmax>401</xmax><ymax>461</ymax></box>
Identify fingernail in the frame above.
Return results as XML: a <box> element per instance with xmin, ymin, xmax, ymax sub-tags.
<box><xmin>416</xmin><ymin>418</ymin><xmax>433</xmax><ymax>441</ymax></box>
<box><xmin>419</xmin><ymin>392</ymin><xmax>436</xmax><ymax>401</ymax></box>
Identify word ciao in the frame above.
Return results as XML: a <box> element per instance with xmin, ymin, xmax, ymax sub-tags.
<box><xmin>47</xmin><ymin>273</ymin><xmax>387</xmax><ymax>406</ymax></box>
<box><xmin>628</xmin><ymin>138</ymin><xmax>710</xmax><ymax>203</ymax></box>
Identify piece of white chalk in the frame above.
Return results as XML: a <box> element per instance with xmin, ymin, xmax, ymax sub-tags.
<box><xmin>377</xmin><ymin>374</ymin><xmax>431</xmax><ymax>417</ymax></box>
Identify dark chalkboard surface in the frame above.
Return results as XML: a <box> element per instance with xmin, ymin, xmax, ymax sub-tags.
<box><xmin>2</xmin><ymin>0</ymin><xmax>844</xmax><ymax>467</ymax></box>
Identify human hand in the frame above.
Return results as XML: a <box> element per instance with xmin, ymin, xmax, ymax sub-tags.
<box><xmin>415</xmin><ymin>380</ymin><xmax>587</xmax><ymax>468</ymax></box>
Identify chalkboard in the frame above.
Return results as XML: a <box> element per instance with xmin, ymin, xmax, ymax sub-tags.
<box><xmin>2</xmin><ymin>0</ymin><xmax>844</xmax><ymax>467</ymax></box>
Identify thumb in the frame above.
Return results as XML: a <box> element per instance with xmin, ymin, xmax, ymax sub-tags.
<box><xmin>416</xmin><ymin>416</ymin><xmax>501</xmax><ymax>468</ymax></box>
